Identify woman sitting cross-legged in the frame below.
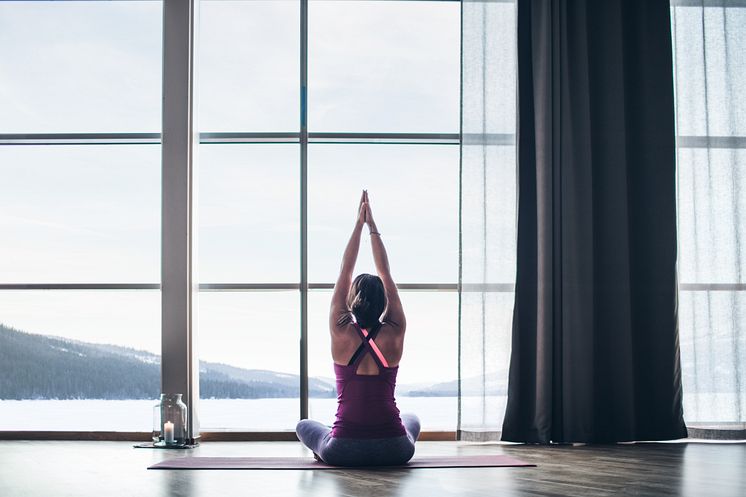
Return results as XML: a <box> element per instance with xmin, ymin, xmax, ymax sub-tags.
<box><xmin>295</xmin><ymin>190</ymin><xmax>420</xmax><ymax>467</ymax></box>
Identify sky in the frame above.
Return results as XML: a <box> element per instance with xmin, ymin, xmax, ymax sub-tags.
<box><xmin>0</xmin><ymin>0</ymin><xmax>488</xmax><ymax>386</ymax></box>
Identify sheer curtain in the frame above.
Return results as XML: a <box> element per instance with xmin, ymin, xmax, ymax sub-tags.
<box><xmin>672</xmin><ymin>1</ymin><xmax>746</xmax><ymax>438</ymax></box>
<box><xmin>458</xmin><ymin>0</ymin><xmax>517</xmax><ymax>440</ymax></box>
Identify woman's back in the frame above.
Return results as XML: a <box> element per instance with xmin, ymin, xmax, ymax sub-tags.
<box><xmin>331</xmin><ymin>319</ymin><xmax>404</xmax><ymax>374</ymax></box>
<box><xmin>331</xmin><ymin>320</ymin><xmax>406</xmax><ymax>439</ymax></box>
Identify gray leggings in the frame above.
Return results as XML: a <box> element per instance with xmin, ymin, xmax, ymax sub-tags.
<box><xmin>296</xmin><ymin>413</ymin><xmax>421</xmax><ymax>467</ymax></box>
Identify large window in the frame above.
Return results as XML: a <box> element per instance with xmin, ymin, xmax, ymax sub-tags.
<box><xmin>0</xmin><ymin>0</ymin><xmax>163</xmax><ymax>431</ymax></box>
<box><xmin>197</xmin><ymin>0</ymin><xmax>460</xmax><ymax>431</ymax></box>
<box><xmin>0</xmin><ymin>0</ymin><xmax>463</xmax><ymax>434</ymax></box>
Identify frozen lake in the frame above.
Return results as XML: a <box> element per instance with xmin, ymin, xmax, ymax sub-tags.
<box><xmin>0</xmin><ymin>396</ymin><xmax>502</xmax><ymax>432</ymax></box>
<box><xmin>0</xmin><ymin>394</ymin><xmax>734</xmax><ymax>431</ymax></box>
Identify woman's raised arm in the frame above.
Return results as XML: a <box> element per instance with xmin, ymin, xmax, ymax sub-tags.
<box><xmin>329</xmin><ymin>191</ymin><xmax>366</xmax><ymax>331</ymax></box>
<box><xmin>364</xmin><ymin>192</ymin><xmax>405</xmax><ymax>330</ymax></box>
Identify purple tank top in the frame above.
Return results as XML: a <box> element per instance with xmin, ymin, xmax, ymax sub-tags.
<box><xmin>330</xmin><ymin>322</ymin><xmax>406</xmax><ymax>439</ymax></box>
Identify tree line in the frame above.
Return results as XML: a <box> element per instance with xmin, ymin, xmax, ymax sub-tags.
<box><xmin>0</xmin><ymin>324</ymin><xmax>333</xmax><ymax>400</ymax></box>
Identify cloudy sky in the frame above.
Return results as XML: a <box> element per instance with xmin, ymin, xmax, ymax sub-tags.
<box><xmin>0</xmin><ymin>0</ymin><xmax>482</xmax><ymax>387</ymax></box>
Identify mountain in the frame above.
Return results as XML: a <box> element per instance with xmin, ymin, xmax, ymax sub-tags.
<box><xmin>402</xmin><ymin>374</ymin><xmax>509</xmax><ymax>397</ymax></box>
<box><xmin>0</xmin><ymin>323</ymin><xmax>506</xmax><ymax>400</ymax></box>
<box><xmin>0</xmin><ymin>324</ymin><xmax>335</xmax><ymax>400</ymax></box>
<box><xmin>197</xmin><ymin>361</ymin><xmax>336</xmax><ymax>399</ymax></box>
<box><xmin>0</xmin><ymin>322</ymin><xmax>712</xmax><ymax>401</ymax></box>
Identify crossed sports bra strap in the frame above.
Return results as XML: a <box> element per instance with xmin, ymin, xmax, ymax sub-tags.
<box><xmin>348</xmin><ymin>322</ymin><xmax>389</xmax><ymax>369</ymax></box>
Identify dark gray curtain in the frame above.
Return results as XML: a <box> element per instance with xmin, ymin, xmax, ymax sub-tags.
<box><xmin>502</xmin><ymin>0</ymin><xmax>688</xmax><ymax>443</ymax></box>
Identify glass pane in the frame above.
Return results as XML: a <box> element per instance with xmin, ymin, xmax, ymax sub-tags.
<box><xmin>459</xmin><ymin>291</ymin><xmax>514</xmax><ymax>431</ymax></box>
<box><xmin>461</xmin><ymin>144</ymin><xmax>517</xmax><ymax>285</ymax></box>
<box><xmin>198</xmin><ymin>291</ymin><xmax>303</xmax><ymax>431</ymax></box>
<box><xmin>671</xmin><ymin>5</ymin><xmax>746</xmax><ymax>137</ymax></box>
<box><xmin>309</xmin><ymin>290</ymin><xmax>458</xmax><ymax>431</ymax></box>
<box><xmin>309</xmin><ymin>0</ymin><xmax>460</xmax><ymax>133</ymax></box>
<box><xmin>679</xmin><ymin>289</ymin><xmax>746</xmax><ymax>425</ymax></box>
<box><xmin>462</xmin><ymin>0</ymin><xmax>517</xmax><ymax>136</ymax></box>
<box><xmin>0</xmin><ymin>1</ymin><xmax>162</xmax><ymax>133</ymax></box>
<box><xmin>0</xmin><ymin>290</ymin><xmax>160</xmax><ymax>431</ymax></box>
<box><xmin>308</xmin><ymin>144</ymin><xmax>459</xmax><ymax>283</ymax></box>
<box><xmin>0</xmin><ymin>145</ymin><xmax>160</xmax><ymax>283</ymax></box>
<box><xmin>677</xmin><ymin>147</ymin><xmax>746</xmax><ymax>284</ymax></box>
<box><xmin>198</xmin><ymin>144</ymin><xmax>299</xmax><ymax>283</ymax></box>
<box><xmin>199</xmin><ymin>0</ymin><xmax>299</xmax><ymax>132</ymax></box>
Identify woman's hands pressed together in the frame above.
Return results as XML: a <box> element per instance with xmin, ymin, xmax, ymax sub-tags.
<box><xmin>356</xmin><ymin>190</ymin><xmax>367</xmax><ymax>227</ymax></box>
<box><xmin>358</xmin><ymin>190</ymin><xmax>379</xmax><ymax>235</ymax></box>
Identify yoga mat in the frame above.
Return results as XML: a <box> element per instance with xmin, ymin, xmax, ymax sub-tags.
<box><xmin>148</xmin><ymin>455</ymin><xmax>535</xmax><ymax>470</ymax></box>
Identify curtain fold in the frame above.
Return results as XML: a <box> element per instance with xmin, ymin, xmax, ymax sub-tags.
<box><xmin>501</xmin><ymin>0</ymin><xmax>688</xmax><ymax>443</ymax></box>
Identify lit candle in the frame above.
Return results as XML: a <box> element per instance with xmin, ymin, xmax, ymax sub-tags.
<box><xmin>164</xmin><ymin>421</ymin><xmax>175</xmax><ymax>444</ymax></box>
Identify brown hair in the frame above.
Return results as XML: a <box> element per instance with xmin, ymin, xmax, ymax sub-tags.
<box><xmin>345</xmin><ymin>273</ymin><xmax>386</xmax><ymax>330</ymax></box>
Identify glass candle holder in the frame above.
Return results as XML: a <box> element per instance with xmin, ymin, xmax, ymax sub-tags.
<box><xmin>152</xmin><ymin>399</ymin><xmax>161</xmax><ymax>443</ymax></box>
<box><xmin>153</xmin><ymin>393</ymin><xmax>188</xmax><ymax>446</ymax></box>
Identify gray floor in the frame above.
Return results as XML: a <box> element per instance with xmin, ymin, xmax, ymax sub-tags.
<box><xmin>0</xmin><ymin>440</ymin><xmax>744</xmax><ymax>497</ymax></box>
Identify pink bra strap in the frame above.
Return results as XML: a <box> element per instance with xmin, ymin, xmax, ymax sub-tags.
<box><xmin>350</xmin><ymin>322</ymin><xmax>389</xmax><ymax>368</ymax></box>
<box><xmin>359</xmin><ymin>327</ymin><xmax>390</xmax><ymax>368</ymax></box>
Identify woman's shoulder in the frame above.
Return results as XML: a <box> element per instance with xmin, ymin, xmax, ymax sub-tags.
<box><xmin>331</xmin><ymin>311</ymin><xmax>354</xmax><ymax>335</ymax></box>
<box><xmin>330</xmin><ymin>314</ymin><xmax>360</xmax><ymax>350</ymax></box>
<box><xmin>380</xmin><ymin>319</ymin><xmax>405</xmax><ymax>337</ymax></box>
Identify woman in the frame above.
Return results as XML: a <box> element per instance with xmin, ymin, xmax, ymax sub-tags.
<box><xmin>296</xmin><ymin>190</ymin><xmax>420</xmax><ymax>466</ymax></box>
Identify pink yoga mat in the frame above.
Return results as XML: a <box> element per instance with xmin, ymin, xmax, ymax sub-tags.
<box><xmin>148</xmin><ymin>455</ymin><xmax>535</xmax><ymax>470</ymax></box>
